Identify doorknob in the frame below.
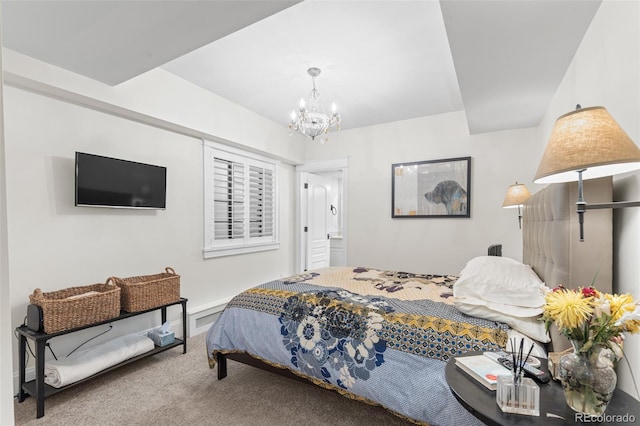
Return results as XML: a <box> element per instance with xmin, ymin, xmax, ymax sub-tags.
<box><xmin>327</xmin><ymin>233</ymin><xmax>331</xmax><ymax>240</ymax></box>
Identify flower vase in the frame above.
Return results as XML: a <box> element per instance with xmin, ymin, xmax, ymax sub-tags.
<box><xmin>559</xmin><ymin>342</ymin><xmax>617</xmax><ymax>415</ymax></box>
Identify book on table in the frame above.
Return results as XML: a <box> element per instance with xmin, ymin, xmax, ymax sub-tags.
<box><xmin>455</xmin><ymin>354</ymin><xmax>511</xmax><ymax>390</ymax></box>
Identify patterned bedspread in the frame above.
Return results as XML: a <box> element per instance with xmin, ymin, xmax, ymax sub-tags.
<box><xmin>207</xmin><ymin>266</ymin><xmax>510</xmax><ymax>426</ymax></box>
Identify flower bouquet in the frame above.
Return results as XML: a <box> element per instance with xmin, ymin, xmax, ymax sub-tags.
<box><xmin>541</xmin><ymin>286</ymin><xmax>640</xmax><ymax>414</ymax></box>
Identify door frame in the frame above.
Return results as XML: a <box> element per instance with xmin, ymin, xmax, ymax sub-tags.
<box><xmin>295</xmin><ymin>158</ymin><xmax>349</xmax><ymax>273</ymax></box>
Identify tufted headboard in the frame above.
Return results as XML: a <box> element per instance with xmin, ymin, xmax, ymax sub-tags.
<box><xmin>522</xmin><ymin>177</ymin><xmax>613</xmax><ymax>350</ymax></box>
<box><xmin>522</xmin><ymin>176</ymin><xmax>613</xmax><ymax>292</ymax></box>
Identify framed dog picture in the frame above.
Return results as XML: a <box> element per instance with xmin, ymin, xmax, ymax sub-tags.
<box><xmin>391</xmin><ymin>156</ymin><xmax>471</xmax><ymax>218</ymax></box>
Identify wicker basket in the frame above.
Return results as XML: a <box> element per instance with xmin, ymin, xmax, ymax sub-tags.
<box><xmin>110</xmin><ymin>267</ymin><xmax>180</xmax><ymax>312</ymax></box>
<box><xmin>29</xmin><ymin>281</ymin><xmax>121</xmax><ymax>334</ymax></box>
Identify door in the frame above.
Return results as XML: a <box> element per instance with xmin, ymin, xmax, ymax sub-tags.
<box><xmin>306</xmin><ymin>173</ymin><xmax>331</xmax><ymax>270</ymax></box>
<box><xmin>296</xmin><ymin>158</ymin><xmax>348</xmax><ymax>273</ymax></box>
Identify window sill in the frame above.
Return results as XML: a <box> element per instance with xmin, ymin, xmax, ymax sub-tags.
<box><xmin>203</xmin><ymin>242</ymin><xmax>280</xmax><ymax>259</ymax></box>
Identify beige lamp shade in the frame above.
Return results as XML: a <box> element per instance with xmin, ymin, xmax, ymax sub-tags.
<box><xmin>534</xmin><ymin>106</ymin><xmax>640</xmax><ymax>184</ymax></box>
<box><xmin>502</xmin><ymin>183</ymin><xmax>531</xmax><ymax>208</ymax></box>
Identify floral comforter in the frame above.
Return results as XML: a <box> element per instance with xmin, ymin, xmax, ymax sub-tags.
<box><xmin>206</xmin><ymin>266</ymin><xmax>509</xmax><ymax>426</ymax></box>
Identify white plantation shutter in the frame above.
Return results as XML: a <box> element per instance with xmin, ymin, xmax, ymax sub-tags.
<box><xmin>249</xmin><ymin>164</ymin><xmax>274</xmax><ymax>239</ymax></box>
<box><xmin>213</xmin><ymin>157</ymin><xmax>244</xmax><ymax>241</ymax></box>
<box><xmin>204</xmin><ymin>142</ymin><xmax>278</xmax><ymax>257</ymax></box>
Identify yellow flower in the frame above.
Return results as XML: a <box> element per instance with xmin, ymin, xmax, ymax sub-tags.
<box><xmin>542</xmin><ymin>285</ymin><xmax>639</xmax><ymax>362</ymax></box>
<box><xmin>626</xmin><ymin>320</ymin><xmax>640</xmax><ymax>334</ymax></box>
<box><xmin>606</xmin><ymin>293</ymin><xmax>636</xmax><ymax>322</ymax></box>
<box><xmin>613</xmin><ymin>301</ymin><xmax>640</xmax><ymax>333</ymax></box>
<box><xmin>543</xmin><ymin>289</ymin><xmax>594</xmax><ymax>330</ymax></box>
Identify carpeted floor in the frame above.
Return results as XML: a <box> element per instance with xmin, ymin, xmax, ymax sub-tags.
<box><xmin>13</xmin><ymin>332</ymin><xmax>414</xmax><ymax>426</ymax></box>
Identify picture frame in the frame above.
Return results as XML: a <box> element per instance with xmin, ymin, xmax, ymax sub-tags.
<box><xmin>391</xmin><ymin>156</ymin><xmax>471</xmax><ymax>218</ymax></box>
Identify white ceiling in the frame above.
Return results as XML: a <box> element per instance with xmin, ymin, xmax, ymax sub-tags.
<box><xmin>1</xmin><ymin>0</ymin><xmax>602</xmax><ymax>135</ymax></box>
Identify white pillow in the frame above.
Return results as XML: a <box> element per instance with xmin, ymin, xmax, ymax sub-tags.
<box><xmin>453</xmin><ymin>256</ymin><xmax>551</xmax><ymax>342</ymax></box>
<box><xmin>455</xmin><ymin>302</ymin><xmax>550</xmax><ymax>343</ymax></box>
<box><xmin>453</xmin><ymin>256</ymin><xmax>547</xmax><ymax>308</ymax></box>
<box><xmin>456</xmin><ymin>297</ymin><xmax>543</xmax><ymax>318</ymax></box>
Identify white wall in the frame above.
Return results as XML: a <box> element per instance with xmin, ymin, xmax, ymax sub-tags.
<box><xmin>3</xmin><ymin>49</ymin><xmax>305</xmax><ymax>165</ymax></box>
<box><xmin>0</xmin><ymin>7</ymin><xmax>17</xmax><ymax>423</ymax></box>
<box><xmin>304</xmin><ymin>110</ymin><xmax>540</xmax><ymax>275</ymax></box>
<box><xmin>534</xmin><ymin>0</ymin><xmax>640</xmax><ymax>399</ymax></box>
<box><xmin>2</xmin><ymin>49</ymin><xmax>302</xmax><ymax>393</ymax></box>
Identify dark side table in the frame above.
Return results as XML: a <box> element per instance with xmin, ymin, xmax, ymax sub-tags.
<box><xmin>446</xmin><ymin>351</ymin><xmax>640</xmax><ymax>425</ymax></box>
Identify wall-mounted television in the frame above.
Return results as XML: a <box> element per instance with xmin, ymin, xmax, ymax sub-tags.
<box><xmin>75</xmin><ymin>152</ymin><xmax>166</xmax><ymax>209</ymax></box>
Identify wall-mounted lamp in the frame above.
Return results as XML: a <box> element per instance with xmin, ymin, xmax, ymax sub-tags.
<box><xmin>502</xmin><ymin>182</ymin><xmax>531</xmax><ymax>228</ymax></box>
<box><xmin>534</xmin><ymin>105</ymin><xmax>640</xmax><ymax>241</ymax></box>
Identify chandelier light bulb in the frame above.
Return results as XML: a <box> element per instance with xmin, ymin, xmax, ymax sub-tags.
<box><xmin>331</xmin><ymin>102</ymin><xmax>337</xmax><ymax>113</ymax></box>
<box><xmin>299</xmin><ymin>98</ymin><xmax>305</xmax><ymax>109</ymax></box>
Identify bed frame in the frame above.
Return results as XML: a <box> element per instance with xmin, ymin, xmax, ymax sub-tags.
<box><xmin>217</xmin><ymin>177</ymin><xmax>613</xmax><ymax>380</ymax></box>
<box><xmin>217</xmin><ymin>351</ymin><xmax>312</xmax><ymax>384</ymax></box>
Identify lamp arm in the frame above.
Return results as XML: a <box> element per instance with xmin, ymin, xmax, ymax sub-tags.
<box><xmin>517</xmin><ymin>204</ymin><xmax>523</xmax><ymax>229</ymax></box>
<box><xmin>578</xmin><ymin>200</ymin><xmax>640</xmax><ymax>242</ymax></box>
<box><xmin>584</xmin><ymin>201</ymin><xmax>640</xmax><ymax>210</ymax></box>
<box><xmin>576</xmin><ymin>170</ymin><xmax>587</xmax><ymax>241</ymax></box>
<box><xmin>576</xmin><ymin>169</ymin><xmax>640</xmax><ymax>241</ymax></box>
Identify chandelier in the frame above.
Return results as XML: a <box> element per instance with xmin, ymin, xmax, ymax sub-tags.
<box><xmin>288</xmin><ymin>67</ymin><xmax>341</xmax><ymax>143</ymax></box>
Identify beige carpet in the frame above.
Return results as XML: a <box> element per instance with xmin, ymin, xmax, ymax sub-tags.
<box><xmin>14</xmin><ymin>332</ymin><xmax>413</xmax><ymax>426</ymax></box>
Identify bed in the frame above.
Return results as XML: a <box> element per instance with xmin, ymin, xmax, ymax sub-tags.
<box><xmin>206</xmin><ymin>178</ymin><xmax>612</xmax><ymax>426</ymax></box>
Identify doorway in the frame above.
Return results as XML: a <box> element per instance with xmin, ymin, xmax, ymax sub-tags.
<box><xmin>296</xmin><ymin>159</ymin><xmax>348</xmax><ymax>272</ymax></box>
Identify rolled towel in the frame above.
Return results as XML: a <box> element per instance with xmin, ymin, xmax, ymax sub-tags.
<box><xmin>45</xmin><ymin>333</ymin><xmax>155</xmax><ymax>388</ymax></box>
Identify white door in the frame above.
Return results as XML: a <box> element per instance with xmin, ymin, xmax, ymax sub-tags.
<box><xmin>306</xmin><ymin>173</ymin><xmax>331</xmax><ymax>270</ymax></box>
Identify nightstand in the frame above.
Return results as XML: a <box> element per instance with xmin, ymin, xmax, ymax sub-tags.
<box><xmin>446</xmin><ymin>351</ymin><xmax>640</xmax><ymax>425</ymax></box>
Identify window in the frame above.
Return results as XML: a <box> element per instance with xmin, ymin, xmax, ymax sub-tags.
<box><xmin>203</xmin><ymin>141</ymin><xmax>278</xmax><ymax>258</ymax></box>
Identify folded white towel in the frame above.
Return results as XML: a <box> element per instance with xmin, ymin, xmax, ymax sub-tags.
<box><xmin>45</xmin><ymin>333</ymin><xmax>155</xmax><ymax>388</ymax></box>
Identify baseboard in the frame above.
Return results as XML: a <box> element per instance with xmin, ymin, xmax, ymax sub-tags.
<box><xmin>187</xmin><ymin>296</ymin><xmax>231</xmax><ymax>337</ymax></box>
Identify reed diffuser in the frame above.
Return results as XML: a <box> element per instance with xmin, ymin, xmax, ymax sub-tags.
<box><xmin>496</xmin><ymin>338</ymin><xmax>540</xmax><ymax>416</ymax></box>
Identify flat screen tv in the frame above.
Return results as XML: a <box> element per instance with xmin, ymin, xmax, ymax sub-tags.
<box><xmin>75</xmin><ymin>152</ymin><xmax>166</xmax><ymax>209</ymax></box>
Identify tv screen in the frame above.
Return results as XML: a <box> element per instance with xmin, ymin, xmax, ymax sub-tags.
<box><xmin>75</xmin><ymin>152</ymin><xmax>166</xmax><ymax>209</ymax></box>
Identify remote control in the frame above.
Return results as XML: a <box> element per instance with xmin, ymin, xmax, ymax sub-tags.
<box><xmin>483</xmin><ymin>350</ymin><xmax>509</xmax><ymax>363</ymax></box>
<box><xmin>483</xmin><ymin>351</ymin><xmax>551</xmax><ymax>384</ymax></box>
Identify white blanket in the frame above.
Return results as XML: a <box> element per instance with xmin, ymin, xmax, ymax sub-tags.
<box><xmin>45</xmin><ymin>333</ymin><xmax>155</xmax><ymax>388</ymax></box>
